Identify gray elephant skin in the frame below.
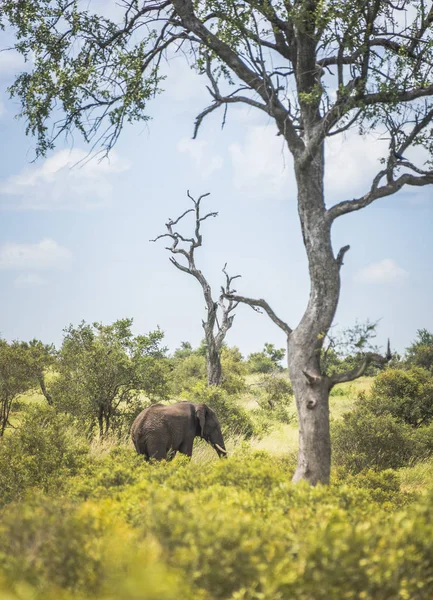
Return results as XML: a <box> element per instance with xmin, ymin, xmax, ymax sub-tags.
<box><xmin>131</xmin><ymin>401</ymin><xmax>227</xmax><ymax>460</ymax></box>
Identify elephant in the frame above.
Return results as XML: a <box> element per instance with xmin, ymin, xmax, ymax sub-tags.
<box><xmin>131</xmin><ymin>401</ymin><xmax>227</xmax><ymax>461</ymax></box>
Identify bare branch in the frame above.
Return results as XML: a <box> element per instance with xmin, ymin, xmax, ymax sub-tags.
<box><xmin>327</xmin><ymin>170</ymin><xmax>433</xmax><ymax>221</ymax></box>
<box><xmin>336</xmin><ymin>245</ymin><xmax>350</xmax><ymax>268</ymax></box>
<box><xmin>222</xmin><ymin>292</ymin><xmax>292</xmax><ymax>337</ymax></box>
<box><xmin>329</xmin><ymin>343</ymin><xmax>392</xmax><ymax>386</ymax></box>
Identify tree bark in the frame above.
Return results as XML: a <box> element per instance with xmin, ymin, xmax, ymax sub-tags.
<box><xmin>98</xmin><ymin>406</ymin><xmax>104</xmax><ymax>438</ymax></box>
<box><xmin>38</xmin><ymin>374</ymin><xmax>53</xmax><ymax>406</ymax></box>
<box><xmin>288</xmin><ymin>145</ymin><xmax>341</xmax><ymax>485</ymax></box>
<box><xmin>206</xmin><ymin>339</ymin><xmax>223</xmax><ymax>386</ymax></box>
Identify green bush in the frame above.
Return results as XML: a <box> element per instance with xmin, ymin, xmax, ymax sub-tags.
<box><xmin>220</xmin><ymin>346</ymin><xmax>247</xmax><ymax>395</ymax></box>
<box><xmin>0</xmin><ymin>495</ymin><xmax>200</xmax><ymax>600</ymax></box>
<box><xmin>3</xmin><ymin>441</ymin><xmax>433</xmax><ymax>600</ymax></box>
<box><xmin>366</xmin><ymin>367</ymin><xmax>433</xmax><ymax>427</ymax></box>
<box><xmin>0</xmin><ymin>405</ymin><xmax>89</xmax><ymax>506</ymax></box>
<box><xmin>333</xmin><ymin>468</ymin><xmax>405</xmax><ymax>506</ymax></box>
<box><xmin>411</xmin><ymin>421</ymin><xmax>433</xmax><ymax>459</ymax></box>
<box><xmin>332</xmin><ymin>406</ymin><xmax>414</xmax><ymax>473</ymax></box>
<box><xmin>170</xmin><ymin>353</ymin><xmax>206</xmax><ymax>395</ymax></box>
<box><xmin>406</xmin><ymin>328</ymin><xmax>433</xmax><ymax>371</ymax></box>
<box><xmin>254</xmin><ymin>374</ymin><xmax>294</xmax><ymax>424</ymax></box>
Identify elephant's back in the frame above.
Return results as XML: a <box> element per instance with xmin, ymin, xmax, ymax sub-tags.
<box><xmin>131</xmin><ymin>404</ymin><xmax>165</xmax><ymax>442</ymax></box>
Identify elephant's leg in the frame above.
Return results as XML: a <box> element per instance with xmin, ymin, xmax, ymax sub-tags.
<box><xmin>178</xmin><ymin>438</ymin><xmax>194</xmax><ymax>458</ymax></box>
<box><xmin>146</xmin><ymin>440</ymin><xmax>167</xmax><ymax>461</ymax></box>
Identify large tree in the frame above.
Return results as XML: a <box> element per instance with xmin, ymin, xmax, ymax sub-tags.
<box><xmin>2</xmin><ymin>0</ymin><xmax>433</xmax><ymax>483</ymax></box>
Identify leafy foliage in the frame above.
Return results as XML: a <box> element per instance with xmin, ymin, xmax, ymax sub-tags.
<box><xmin>406</xmin><ymin>328</ymin><xmax>433</xmax><ymax>371</ymax></box>
<box><xmin>367</xmin><ymin>367</ymin><xmax>433</xmax><ymax>428</ymax></box>
<box><xmin>51</xmin><ymin>319</ymin><xmax>170</xmax><ymax>436</ymax></box>
<box><xmin>247</xmin><ymin>343</ymin><xmax>286</xmax><ymax>374</ymax></box>
<box><xmin>0</xmin><ymin>405</ymin><xmax>88</xmax><ymax>506</ymax></box>
<box><xmin>332</xmin><ymin>406</ymin><xmax>415</xmax><ymax>473</ymax></box>
<box><xmin>0</xmin><ymin>338</ymin><xmax>42</xmax><ymax>435</ymax></box>
<box><xmin>253</xmin><ymin>373</ymin><xmax>294</xmax><ymax>424</ymax></box>
<box><xmin>333</xmin><ymin>368</ymin><xmax>433</xmax><ymax>472</ymax></box>
<box><xmin>1</xmin><ymin>442</ymin><xmax>433</xmax><ymax>600</ymax></box>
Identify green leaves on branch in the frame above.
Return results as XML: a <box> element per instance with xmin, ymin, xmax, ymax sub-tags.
<box><xmin>51</xmin><ymin>318</ymin><xmax>170</xmax><ymax>437</ymax></box>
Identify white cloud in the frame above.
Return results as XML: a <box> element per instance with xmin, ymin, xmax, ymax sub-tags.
<box><xmin>0</xmin><ymin>50</ymin><xmax>25</xmax><ymax>76</ymax></box>
<box><xmin>325</xmin><ymin>131</ymin><xmax>388</xmax><ymax>202</ymax></box>
<box><xmin>0</xmin><ymin>148</ymin><xmax>130</xmax><ymax>210</ymax></box>
<box><xmin>13</xmin><ymin>273</ymin><xmax>47</xmax><ymax>287</ymax></box>
<box><xmin>229</xmin><ymin>125</ymin><xmax>294</xmax><ymax>199</ymax></box>
<box><xmin>0</xmin><ymin>239</ymin><xmax>71</xmax><ymax>271</ymax></box>
<box><xmin>177</xmin><ymin>138</ymin><xmax>223</xmax><ymax>178</ymax></box>
<box><xmin>355</xmin><ymin>259</ymin><xmax>408</xmax><ymax>284</ymax></box>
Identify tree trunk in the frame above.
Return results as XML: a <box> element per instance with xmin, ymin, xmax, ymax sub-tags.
<box><xmin>98</xmin><ymin>406</ymin><xmax>104</xmax><ymax>438</ymax></box>
<box><xmin>289</xmin><ymin>146</ymin><xmax>341</xmax><ymax>485</ymax></box>
<box><xmin>38</xmin><ymin>374</ymin><xmax>53</xmax><ymax>406</ymax></box>
<box><xmin>206</xmin><ymin>342</ymin><xmax>222</xmax><ymax>386</ymax></box>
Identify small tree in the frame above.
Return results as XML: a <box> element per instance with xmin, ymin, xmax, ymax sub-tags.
<box><xmin>406</xmin><ymin>329</ymin><xmax>433</xmax><ymax>371</ymax></box>
<box><xmin>152</xmin><ymin>192</ymin><xmax>239</xmax><ymax>386</ymax></box>
<box><xmin>0</xmin><ymin>340</ymin><xmax>35</xmax><ymax>436</ymax></box>
<box><xmin>51</xmin><ymin>319</ymin><xmax>169</xmax><ymax>437</ymax></box>
<box><xmin>248</xmin><ymin>343</ymin><xmax>286</xmax><ymax>374</ymax></box>
<box><xmin>21</xmin><ymin>339</ymin><xmax>57</xmax><ymax>405</ymax></box>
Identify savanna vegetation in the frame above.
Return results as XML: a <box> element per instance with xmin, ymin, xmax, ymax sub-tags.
<box><xmin>2</xmin><ymin>0</ymin><xmax>433</xmax><ymax>595</ymax></box>
<box><xmin>1</xmin><ymin>324</ymin><xmax>433</xmax><ymax>598</ymax></box>
<box><xmin>3</xmin><ymin>0</ymin><xmax>433</xmax><ymax>484</ymax></box>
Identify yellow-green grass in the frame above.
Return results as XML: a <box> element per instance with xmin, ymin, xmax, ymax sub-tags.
<box><xmin>398</xmin><ymin>458</ymin><xmax>433</xmax><ymax>494</ymax></box>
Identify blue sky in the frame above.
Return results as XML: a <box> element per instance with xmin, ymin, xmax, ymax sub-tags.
<box><xmin>0</xmin><ymin>25</ymin><xmax>432</xmax><ymax>358</ymax></box>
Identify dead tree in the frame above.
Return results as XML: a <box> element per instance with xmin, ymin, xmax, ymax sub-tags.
<box><xmin>152</xmin><ymin>192</ymin><xmax>239</xmax><ymax>386</ymax></box>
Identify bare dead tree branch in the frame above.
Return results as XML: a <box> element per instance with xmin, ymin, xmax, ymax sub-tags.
<box><xmin>152</xmin><ymin>190</ymin><xmax>240</xmax><ymax>385</ymax></box>
<box><xmin>222</xmin><ymin>291</ymin><xmax>292</xmax><ymax>337</ymax></box>
<box><xmin>336</xmin><ymin>245</ymin><xmax>351</xmax><ymax>268</ymax></box>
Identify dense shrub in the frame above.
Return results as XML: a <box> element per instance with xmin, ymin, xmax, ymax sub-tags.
<box><xmin>3</xmin><ymin>446</ymin><xmax>433</xmax><ymax>600</ymax></box>
<box><xmin>220</xmin><ymin>346</ymin><xmax>247</xmax><ymax>395</ymax></box>
<box><xmin>406</xmin><ymin>328</ymin><xmax>433</xmax><ymax>371</ymax></box>
<box><xmin>0</xmin><ymin>495</ymin><xmax>200</xmax><ymax>600</ymax></box>
<box><xmin>247</xmin><ymin>343</ymin><xmax>285</xmax><ymax>374</ymax></box>
<box><xmin>366</xmin><ymin>367</ymin><xmax>433</xmax><ymax>427</ymax></box>
<box><xmin>411</xmin><ymin>421</ymin><xmax>433</xmax><ymax>459</ymax></box>
<box><xmin>332</xmin><ymin>407</ymin><xmax>414</xmax><ymax>473</ymax></box>
<box><xmin>0</xmin><ymin>405</ymin><xmax>89</xmax><ymax>506</ymax></box>
<box><xmin>170</xmin><ymin>353</ymin><xmax>206</xmax><ymax>395</ymax></box>
<box><xmin>254</xmin><ymin>374</ymin><xmax>294</xmax><ymax>423</ymax></box>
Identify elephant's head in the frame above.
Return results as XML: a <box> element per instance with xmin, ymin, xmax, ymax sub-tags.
<box><xmin>195</xmin><ymin>403</ymin><xmax>227</xmax><ymax>457</ymax></box>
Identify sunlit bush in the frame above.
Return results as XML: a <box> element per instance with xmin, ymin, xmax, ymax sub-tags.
<box><xmin>366</xmin><ymin>367</ymin><xmax>433</xmax><ymax>427</ymax></box>
<box><xmin>332</xmin><ymin>407</ymin><xmax>414</xmax><ymax>473</ymax></box>
<box><xmin>0</xmin><ymin>405</ymin><xmax>88</xmax><ymax>506</ymax></box>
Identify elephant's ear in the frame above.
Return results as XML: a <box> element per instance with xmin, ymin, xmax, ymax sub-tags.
<box><xmin>195</xmin><ymin>404</ymin><xmax>207</xmax><ymax>437</ymax></box>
